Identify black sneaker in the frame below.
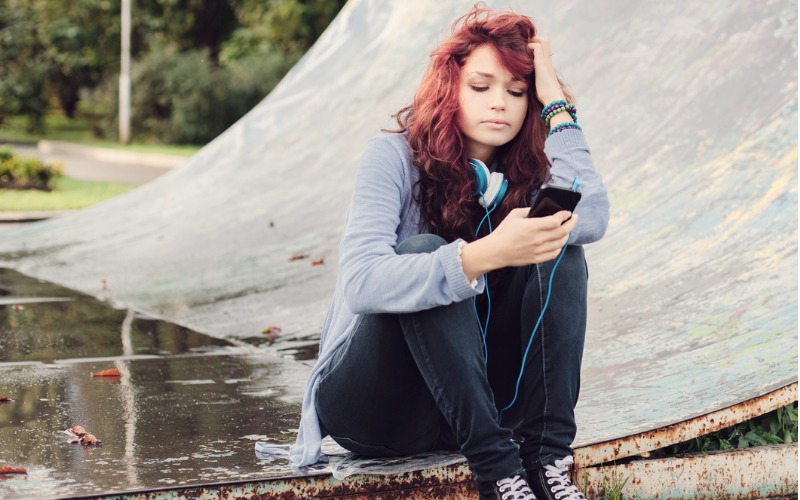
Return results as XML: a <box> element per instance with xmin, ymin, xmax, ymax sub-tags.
<box><xmin>526</xmin><ymin>456</ymin><xmax>586</xmax><ymax>500</ymax></box>
<box><xmin>478</xmin><ymin>473</ymin><xmax>537</xmax><ymax>500</ymax></box>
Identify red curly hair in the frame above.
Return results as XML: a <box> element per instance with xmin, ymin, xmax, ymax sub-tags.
<box><xmin>393</xmin><ymin>6</ymin><xmax>572</xmax><ymax>242</ymax></box>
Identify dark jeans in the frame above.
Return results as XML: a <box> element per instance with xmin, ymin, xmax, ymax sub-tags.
<box><xmin>315</xmin><ymin>234</ymin><xmax>588</xmax><ymax>482</ymax></box>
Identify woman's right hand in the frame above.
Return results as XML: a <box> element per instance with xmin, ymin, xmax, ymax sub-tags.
<box><xmin>460</xmin><ymin>208</ymin><xmax>576</xmax><ymax>280</ymax></box>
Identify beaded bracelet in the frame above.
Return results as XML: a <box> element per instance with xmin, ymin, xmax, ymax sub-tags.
<box><xmin>547</xmin><ymin>121</ymin><xmax>582</xmax><ymax>137</ymax></box>
<box><xmin>544</xmin><ymin>103</ymin><xmax>577</xmax><ymax>127</ymax></box>
<box><xmin>542</xmin><ymin>99</ymin><xmax>576</xmax><ymax>116</ymax></box>
<box><xmin>541</xmin><ymin>100</ymin><xmax>568</xmax><ymax>118</ymax></box>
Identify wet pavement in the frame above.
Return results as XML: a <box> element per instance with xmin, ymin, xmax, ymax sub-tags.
<box><xmin>0</xmin><ymin>268</ymin><xmax>313</xmax><ymax>499</ymax></box>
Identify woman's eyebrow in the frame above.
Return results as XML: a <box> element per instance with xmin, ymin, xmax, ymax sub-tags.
<box><xmin>468</xmin><ymin>71</ymin><xmax>496</xmax><ymax>79</ymax></box>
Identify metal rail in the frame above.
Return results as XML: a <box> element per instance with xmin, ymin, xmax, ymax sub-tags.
<box><xmin>93</xmin><ymin>385</ymin><xmax>798</xmax><ymax>499</ymax></box>
<box><xmin>574</xmin><ymin>382</ymin><xmax>798</xmax><ymax>467</ymax></box>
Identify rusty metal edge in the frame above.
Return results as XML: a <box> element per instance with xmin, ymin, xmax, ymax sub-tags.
<box><xmin>83</xmin><ymin>444</ymin><xmax>799</xmax><ymax>499</ymax></box>
<box><xmin>87</xmin><ymin>465</ymin><xmax>477</xmax><ymax>499</ymax></box>
<box><xmin>78</xmin><ymin>383</ymin><xmax>797</xmax><ymax>499</ymax></box>
<box><xmin>573</xmin><ymin>381</ymin><xmax>798</xmax><ymax>467</ymax></box>
<box><xmin>575</xmin><ymin>442</ymin><xmax>798</xmax><ymax>499</ymax></box>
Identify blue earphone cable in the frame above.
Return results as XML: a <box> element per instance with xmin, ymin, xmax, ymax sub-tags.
<box><xmin>473</xmin><ymin>176</ymin><xmax>581</xmax><ymax>423</ymax></box>
<box><xmin>473</xmin><ymin>194</ymin><xmax>497</xmax><ymax>363</ymax></box>
<box><xmin>497</xmin><ymin>241</ymin><xmax>569</xmax><ymax>423</ymax></box>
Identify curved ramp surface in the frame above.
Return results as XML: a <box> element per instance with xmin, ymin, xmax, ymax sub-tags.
<box><xmin>0</xmin><ymin>0</ymin><xmax>796</xmax><ymax>462</ymax></box>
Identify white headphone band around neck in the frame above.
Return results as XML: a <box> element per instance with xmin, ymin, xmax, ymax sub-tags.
<box><xmin>468</xmin><ymin>158</ymin><xmax>508</xmax><ymax>209</ymax></box>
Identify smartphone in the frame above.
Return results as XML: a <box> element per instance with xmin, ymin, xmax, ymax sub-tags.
<box><xmin>527</xmin><ymin>183</ymin><xmax>582</xmax><ymax>219</ymax></box>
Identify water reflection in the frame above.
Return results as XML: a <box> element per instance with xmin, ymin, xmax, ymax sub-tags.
<box><xmin>0</xmin><ymin>269</ymin><xmax>308</xmax><ymax>498</ymax></box>
<box><xmin>1</xmin><ymin>356</ymin><xmax>302</xmax><ymax>498</ymax></box>
<box><xmin>0</xmin><ymin>297</ymin><xmax>230</xmax><ymax>363</ymax></box>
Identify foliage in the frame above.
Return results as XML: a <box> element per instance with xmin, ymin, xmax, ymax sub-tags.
<box><xmin>0</xmin><ymin>175</ymin><xmax>134</xmax><ymax>211</ymax></box>
<box><xmin>579</xmin><ymin>464</ymin><xmax>630</xmax><ymax>500</ymax></box>
<box><xmin>0</xmin><ymin>147</ymin><xmax>63</xmax><ymax>191</ymax></box>
<box><xmin>0</xmin><ymin>0</ymin><xmax>346</xmax><ymax>143</ymax></box>
<box><xmin>600</xmin><ymin>469</ymin><xmax>630</xmax><ymax>500</ymax></box>
<box><xmin>578</xmin><ymin>404</ymin><xmax>798</xmax><ymax>499</ymax></box>
<box><xmin>38</xmin><ymin>0</ymin><xmax>121</xmax><ymax>118</ymax></box>
<box><xmin>662</xmin><ymin>402</ymin><xmax>798</xmax><ymax>455</ymax></box>
<box><xmin>0</xmin><ymin>0</ymin><xmax>120</xmax><ymax>123</ymax></box>
<box><xmin>0</xmin><ymin>2</ymin><xmax>51</xmax><ymax>132</ymax></box>
<box><xmin>227</xmin><ymin>0</ymin><xmax>347</xmax><ymax>57</ymax></box>
<box><xmin>85</xmin><ymin>46</ymin><xmax>293</xmax><ymax>144</ymax></box>
<box><xmin>135</xmin><ymin>0</ymin><xmax>238</xmax><ymax>61</ymax></box>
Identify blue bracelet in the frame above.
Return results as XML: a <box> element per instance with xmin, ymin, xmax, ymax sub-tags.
<box><xmin>544</xmin><ymin>103</ymin><xmax>577</xmax><ymax>127</ymax></box>
<box><xmin>547</xmin><ymin>121</ymin><xmax>582</xmax><ymax>137</ymax></box>
<box><xmin>541</xmin><ymin>99</ymin><xmax>568</xmax><ymax>119</ymax></box>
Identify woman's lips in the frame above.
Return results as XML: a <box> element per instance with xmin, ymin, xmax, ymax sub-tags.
<box><xmin>482</xmin><ymin>120</ymin><xmax>510</xmax><ymax>129</ymax></box>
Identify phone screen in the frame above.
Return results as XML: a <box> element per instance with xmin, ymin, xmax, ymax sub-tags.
<box><xmin>527</xmin><ymin>184</ymin><xmax>582</xmax><ymax>218</ymax></box>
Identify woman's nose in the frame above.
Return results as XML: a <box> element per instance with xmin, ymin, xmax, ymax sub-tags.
<box><xmin>490</xmin><ymin>90</ymin><xmax>506</xmax><ymax>110</ymax></box>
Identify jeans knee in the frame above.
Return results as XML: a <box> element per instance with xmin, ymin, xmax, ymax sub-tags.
<box><xmin>396</xmin><ymin>234</ymin><xmax>448</xmax><ymax>255</ymax></box>
<box><xmin>559</xmin><ymin>245</ymin><xmax>587</xmax><ymax>279</ymax></box>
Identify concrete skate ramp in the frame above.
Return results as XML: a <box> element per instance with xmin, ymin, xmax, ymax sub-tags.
<box><xmin>0</xmin><ymin>0</ymin><xmax>796</xmax><ymax>455</ymax></box>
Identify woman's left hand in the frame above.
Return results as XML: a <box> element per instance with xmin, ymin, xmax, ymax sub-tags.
<box><xmin>528</xmin><ymin>36</ymin><xmax>566</xmax><ymax>106</ymax></box>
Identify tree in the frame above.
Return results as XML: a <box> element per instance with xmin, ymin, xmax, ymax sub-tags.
<box><xmin>36</xmin><ymin>0</ymin><xmax>121</xmax><ymax>118</ymax></box>
<box><xmin>134</xmin><ymin>0</ymin><xmax>238</xmax><ymax>61</ymax></box>
<box><xmin>0</xmin><ymin>0</ymin><xmax>346</xmax><ymax>139</ymax></box>
<box><xmin>0</xmin><ymin>0</ymin><xmax>120</xmax><ymax>123</ymax></box>
<box><xmin>0</xmin><ymin>1</ymin><xmax>51</xmax><ymax>131</ymax></box>
<box><xmin>230</xmin><ymin>0</ymin><xmax>347</xmax><ymax>57</ymax></box>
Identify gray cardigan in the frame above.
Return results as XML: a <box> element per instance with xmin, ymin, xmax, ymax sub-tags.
<box><xmin>290</xmin><ymin>129</ymin><xmax>610</xmax><ymax>466</ymax></box>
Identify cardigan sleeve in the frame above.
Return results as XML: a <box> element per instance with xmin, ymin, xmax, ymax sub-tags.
<box><xmin>544</xmin><ymin>129</ymin><xmax>610</xmax><ymax>245</ymax></box>
<box><xmin>339</xmin><ymin>135</ymin><xmax>484</xmax><ymax>315</ymax></box>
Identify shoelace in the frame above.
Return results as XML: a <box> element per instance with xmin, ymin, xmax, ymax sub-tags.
<box><xmin>497</xmin><ymin>474</ymin><xmax>535</xmax><ymax>500</ymax></box>
<box><xmin>543</xmin><ymin>456</ymin><xmax>586</xmax><ymax>500</ymax></box>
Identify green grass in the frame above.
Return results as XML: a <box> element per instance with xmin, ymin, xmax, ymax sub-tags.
<box><xmin>0</xmin><ymin>114</ymin><xmax>200</xmax><ymax>157</ymax></box>
<box><xmin>578</xmin><ymin>403</ymin><xmax>798</xmax><ymax>499</ymax></box>
<box><xmin>0</xmin><ymin>176</ymin><xmax>136</xmax><ymax>211</ymax></box>
<box><xmin>660</xmin><ymin>402</ymin><xmax>798</xmax><ymax>456</ymax></box>
<box><xmin>600</xmin><ymin>468</ymin><xmax>630</xmax><ymax>500</ymax></box>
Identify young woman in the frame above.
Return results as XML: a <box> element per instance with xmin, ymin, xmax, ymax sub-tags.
<box><xmin>291</xmin><ymin>7</ymin><xmax>609</xmax><ymax>500</ymax></box>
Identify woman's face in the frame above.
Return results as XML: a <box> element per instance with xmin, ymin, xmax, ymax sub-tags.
<box><xmin>458</xmin><ymin>44</ymin><xmax>528</xmax><ymax>163</ymax></box>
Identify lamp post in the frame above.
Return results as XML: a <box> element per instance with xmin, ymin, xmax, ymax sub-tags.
<box><xmin>119</xmin><ymin>0</ymin><xmax>131</xmax><ymax>144</ymax></box>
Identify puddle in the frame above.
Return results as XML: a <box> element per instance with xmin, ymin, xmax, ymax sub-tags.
<box><xmin>0</xmin><ymin>269</ymin><xmax>311</xmax><ymax>498</ymax></box>
<box><xmin>0</xmin><ymin>269</ymin><xmax>230</xmax><ymax>364</ymax></box>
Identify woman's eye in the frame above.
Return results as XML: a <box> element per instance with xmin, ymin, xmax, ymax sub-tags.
<box><xmin>470</xmin><ymin>86</ymin><xmax>488</xmax><ymax>92</ymax></box>
<box><xmin>508</xmin><ymin>90</ymin><xmax>525</xmax><ymax>97</ymax></box>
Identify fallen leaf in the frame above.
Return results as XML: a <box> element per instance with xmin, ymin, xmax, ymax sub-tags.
<box><xmin>311</xmin><ymin>257</ymin><xmax>325</xmax><ymax>266</ymax></box>
<box><xmin>69</xmin><ymin>425</ymin><xmax>87</xmax><ymax>436</ymax></box>
<box><xmin>91</xmin><ymin>368</ymin><xmax>121</xmax><ymax>378</ymax></box>
<box><xmin>289</xmin><ymin>253</ymin><xmax>309</xmax><ymax>261</ymax></box>
<box><xmin>0</xmin><ymin>465</ymin><xmax>26</xmax><ymax>475</ymax></box>
<box><xmin>261</xmin><ymin>326</ymin><xmax>282</xmax><ymax>334</ymax></box>
<box><xmin>66</xmin><ymin>426</ymin><xmax>102</xmax><ymax>446</ymax></box>
<box><xmin>0</xmin><ymin>396</ymin><xmax>12</xmax><ymax>403</ymax></box>
<box><xmin>79</xmin><ymin>434</ymin><xmax>101</xmax><ymax>446</ymax></box>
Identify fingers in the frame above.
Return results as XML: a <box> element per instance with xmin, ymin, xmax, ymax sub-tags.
<box><xmin>528</xmin><ymin>35</ymin><xmax>552</xmax><ymax>58</ymax></box>
<box><xmin>562</xmin><ymin>212</ymin><xmax>579</xmax><ymax>232</ymax></box>
<box><xmin>527</xmin><ymin>34</ymin><xmax>566</xmax><ymax>105</ymax></box>
<box><xmin>536</xmin><ymin>212</ymin><xmax>577</xmax><ymax>243</ymax></box>
<box><xmin>508</xmin><ymin>207</ymin><xmax>531</xmax><ymax>219</ymax></box>
<box><xmin>529</xmin><ymin>210</ymin><xmax>572</xmax><ymax>230</ymax></box>
<box><xmin>496</xmin><ymin>208</ymin><xmax>577</xmax><ymax>265</ymax></box>
<box><xmin>553</xmin><ymin>210</ymin><xmax>573</xmax><ymax>224</ymax></box>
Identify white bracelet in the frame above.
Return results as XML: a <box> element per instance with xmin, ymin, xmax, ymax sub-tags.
<box><xmin>457</xmin><ymin>240</ymin><xmax>479</xmax><ymax>289</ymax></box>
<box><xmin>457</xmin><ymin>240</ymin><xmax>467</xmax><ymax>263</ymax></box>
